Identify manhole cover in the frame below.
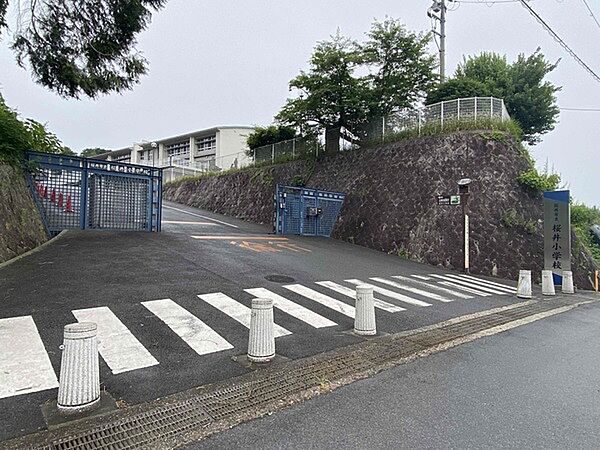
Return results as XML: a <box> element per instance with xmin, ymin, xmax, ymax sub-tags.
<box><xmin>265</xmin><ymin>275</ymin><xmax>296</xmax><ymax>283</ymax></box>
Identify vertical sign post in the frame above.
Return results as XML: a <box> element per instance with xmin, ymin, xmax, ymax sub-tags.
<box><xmin>543</xmin><ymin>190</ymin><xmax>571</xmax><ymax>285</ymax></box>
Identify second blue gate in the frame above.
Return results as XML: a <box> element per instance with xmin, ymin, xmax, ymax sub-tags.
<box><xmin>275</xmin><ymin>185</ymin><xmax>346</xmax><ymax>237</ymax></box>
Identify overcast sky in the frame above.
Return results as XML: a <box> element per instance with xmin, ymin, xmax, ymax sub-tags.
<box><xmin>1</xmin><ymin>0</ymin><xmax>599</xmax><ymax>205</ymax></box>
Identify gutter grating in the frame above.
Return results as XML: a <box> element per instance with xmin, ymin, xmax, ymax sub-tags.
<box><xmin>3</xmin><ymin>298</ymin><xmax>589</xmax><ymax>450</ymax></box>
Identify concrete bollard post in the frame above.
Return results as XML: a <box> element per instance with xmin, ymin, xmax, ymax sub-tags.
<box><xmin>354</xmin><ymin>285</ymin><xmax>376</xmax><ymax>336</ymax></box>
<box><xmin>562</xmin><ymin>271</ymin><xmax>575</xmax><ymax>294</ymax></box>
<box><xmin>57</xmin><ymin>323</ymin><xmax>101</xmax><ymax>415</ymax></box>
<box><xmin>541</xmin><ymin>270</ymin><xmax>555</xmax><ymax>296</ymax></box>
<box><xmin>248</xmin><ymin>298</ymin><xmax>275</xmax><ymax>363</ymax></box>
<box><xmin>516</xmin><ymin>270</ymin><xmax>532</xmax><ymax>299</ymax></box>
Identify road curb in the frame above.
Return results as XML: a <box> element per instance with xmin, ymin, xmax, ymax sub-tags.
<box><xmin>0</xmin><ymin>230</ymin><xmax>68</xmax><ymax>270</ymax></box>
<box><xmin>1</xmin><ymin>296</ymin><xmax>595</xmax><ymax>450</ymax></box>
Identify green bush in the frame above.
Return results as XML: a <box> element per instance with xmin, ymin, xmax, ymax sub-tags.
<box><xmin>571</xmin><ymin>203</ymin><xmax>600</xmax><ymax>265</ymax></box>
<box><xmin>501</xmin><ymin>208</ymin><xmax>537</xmax><ymax>234</ymax></box>
<box><xmin>517</xmin><ymin>169</ymin><xmax>560</xmax><ymax>193</ymax></box>
<box><xmin>0</xmin><ymin>97</ymin><xmax>31</xmax><ymax>165</ymax></box>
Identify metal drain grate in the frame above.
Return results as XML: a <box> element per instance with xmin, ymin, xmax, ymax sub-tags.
<box><xmin>5</xmin><ymin>298</ymin><xmax>587</xmax><ymax>450</ymax></box>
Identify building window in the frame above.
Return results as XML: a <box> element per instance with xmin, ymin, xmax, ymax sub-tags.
<box><xmin>165</xmin><ymin>141</ymin><xmax>190</xmax><ymax>158</ymax></box>
<box><xmin>195</xmin><ymin>135</ymin><xmax>216</xmax><ymax>153</ymax></box>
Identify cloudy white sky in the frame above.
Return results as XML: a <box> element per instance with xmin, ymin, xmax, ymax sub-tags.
<box><xmin>1</xmin><ymin>0</ymin><xmax>599</xmax><ymax>205</ymax></box>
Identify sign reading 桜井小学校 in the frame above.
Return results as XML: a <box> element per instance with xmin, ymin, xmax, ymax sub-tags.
<box><xmin>543</xmin><ymin>190</ymin><xmax>571</xmax><ymax>285</ymax></box>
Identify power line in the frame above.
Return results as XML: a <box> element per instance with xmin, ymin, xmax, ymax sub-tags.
<box><xmin>580</xmin><ymin>0</ymin><xmax>600</xmax><ymax>30</ymax></box>
<box><xmin>519</xmin><ymin>0</ymin><xmax>600</xmax><ymax>84</ymax></box>
<box><xmin>560</xmin><ymin>107</ymin><xmax>600</xmax><ymax>112</ymax></box>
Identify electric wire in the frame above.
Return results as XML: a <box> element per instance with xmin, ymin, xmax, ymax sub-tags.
<box><xmin>519</xmin><ymin>0</ymin><xmax>600</xmax><ymax>83</ymax></box>
<box><xmin>580</xmin><ymin>0</ymin><xmax>600</xmax><ymax>30</ymax></box>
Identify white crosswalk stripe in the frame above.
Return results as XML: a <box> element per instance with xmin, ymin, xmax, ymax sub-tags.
<box><xmin>315</xmin><ymin>281</ymin><xmax>406</xmax><ymax>313</ymax></box>
<box><xmin>198</xmin><ymin>293</ymin><xmax>291</xmax><ymax>337</ymax></box>
<box><xmin>411</xmin><ymin>275</ymin><xmax>432</xmax><ymax>281</ymax></box>
<box><xmin>283</xmin><ymin>284</ymin><xmax>355</xmax><ymax>318</ymax></box>
<box><xmin>345</xmin><ymin>279</ymin><xmax>432</xmax><ymax>307</ymax></box>
<box><xmin>72</xmin><ymin>307</ymin><xmax>159</xmax><ymax>374</ymax></box>
<box><xmin>454</xmin><ymin>274</ymin><xmax>516</xmax><ymax>292</ymax></box>
<box><xmin>370</xmin><ymin>277</ymin><xmax>453</xmax><ymax>303</ymax></box>
<box><xmin>0</xmin><ymin>316</ymin><xmax>58</xmax><ymax>399</ymax></box>
<box><xmin>142</xmin><ymin>299</ymin><xmax>234</xmax><ymax>356</ymax></box>
<box><xmin>245</xmin><ymin>288</ymin><xmax>337</xmax><ymax>328</ymax></box>
<box><xmin>430</xmin><ymin>275</ymin><xmax>507</xmax><ymax>295</ymax></box>
<box><xmin>392</xmin><ymin>275</ymin><xmax>473</xmax><ymax>299</ymax></box>
<box><xmin>437</xmin><ymin>281</ymin><xmax>493</xmax><ymax>296</ymax></box>
<box><xmin>438</xmin><ymin>274</ymin><xmax>513</xmax><ymax>295</ymax></box>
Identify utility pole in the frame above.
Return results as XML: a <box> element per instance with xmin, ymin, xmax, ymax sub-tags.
<box><xmin>428</xmin><ymin>0</ymin><xmax>448</xmax><ymax>83</ymax></box>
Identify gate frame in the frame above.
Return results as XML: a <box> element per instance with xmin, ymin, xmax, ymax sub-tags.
<box><xmin>26</xmin><ymin>151</ymin><xmax>163</xmax><ymax>234</ymax></box>
<box><xmin>275</xmin><ymin>184</ymin><xmax>345</xmax><ymax>237</ymax></box>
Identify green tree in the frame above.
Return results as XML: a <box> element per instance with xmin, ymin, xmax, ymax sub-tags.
<box><xmin>81</xmin><ymin>148</ymin><xmax>111</xmax><ymax>158</ymax></box>
<box><xmin>1</xmin><ymin>0</ymin><xmax>166</xmax><ymax>98</ymax></box>
<box><xmin>426</xmin><ymin>50</ymin><xmax>560</xmax><ymax>144</ymax></box>
<box><xmin>0</xmin><ymin>96</ymin><xmax>31</xmax><ymax>164</ymax></box>
<box><xmin>23</xmin><ymin>119</ymin><xmax>73</xmax><ymax>155</ymax></box>
<box><xmin>246</xmin><ymin>126</ymin><xmax>297</xmax><ymax>150</ymax></box>
<box><xmin>361</xmin><ymin>18</ymin><xmax>437</xmax><ymax>118</ymax></box>
<box><xmin>277</xmin><ymin>19</ymin><xmax>437</xmax><ymax>152</ymax></box>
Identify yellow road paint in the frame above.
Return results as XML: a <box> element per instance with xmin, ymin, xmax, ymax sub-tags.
<box><xmin>239</xmin><ymin>241</ymin><xmax>282</xmax><ymax>253</ymax></box>
<box><xmin>276</xmin><ymin>243</ymin><xmax>312</xmax><ymax>253</ymax></box>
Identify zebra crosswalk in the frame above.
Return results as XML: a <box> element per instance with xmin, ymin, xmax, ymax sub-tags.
<box><xmin>0</xmin><ymin>272</ymin><xmax>517</xmax><ymax>399</ymax></box>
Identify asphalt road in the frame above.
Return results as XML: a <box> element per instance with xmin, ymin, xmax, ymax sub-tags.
<box><xmin>0</xmin><ymin>201</ymin><xmax>522</xmax><ymax>441</ymax></box>
<box><xmin>190</xmin><ymin>301</ymin><xmax>600</xmax><ymax>450</ymax></box>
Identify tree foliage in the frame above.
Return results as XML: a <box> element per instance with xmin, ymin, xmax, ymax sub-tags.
<box><xmin>0</xmin><ymin>95</ymin><xmax>73</xmax><ymax>164</ymax></box>
<box><xmin>426</xmin><ymin>50</ymin><xmax>561</xmax><ymax>144</ymax></box>
<box><xmin>246</xmin><ymin>125</ymin><xmax>297</xmax><ymax>150</ymax></box>
<box><xmin>276</xmin><ymin>19</ymin><xmax>437</xmax><ymax>148</ymax></box>
<box><xmin>81</xmin><ymin>148</ymin><xmax>111</xmax><ymax>158</ymax></box>
<box><xmin>1</xmin><ymin>0</ymin><xmax>166</xmax><ymax>98</ymax></box>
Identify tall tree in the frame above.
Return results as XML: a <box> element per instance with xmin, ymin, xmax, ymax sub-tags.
<box><xmin>426</xmin><ymin>50</ymin><xmax>561</xmax><ymax>144</ymax></box>
<box><xmin>81</xmin><ymin>148</ymin><xmax>111</xmax><ymax>158</ymax></box>
<box><xmin>276</xmin><ymin>20</ymin><xmax>437</xmax><ymax>151</ymax></box>
<box><xmin>1</xmin><ymin>0</ymin><xmax>166</xmax><ymax>98</ymax></box>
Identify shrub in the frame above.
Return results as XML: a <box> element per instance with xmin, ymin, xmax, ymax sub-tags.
<box><xmin>517</xmin><ymin>169</ymin><xmax>560</xmax><ymax>193</ymax></box>
<box><xmin>571</xmin><ymin>203</ymin><xmax>600</xmax><ymax>265</ymax></box>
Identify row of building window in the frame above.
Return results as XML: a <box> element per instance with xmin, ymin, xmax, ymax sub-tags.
<box><xmin>163</xmin><ymin>135</ymin><xmax>217</xmax><ymax>157</ymax></box>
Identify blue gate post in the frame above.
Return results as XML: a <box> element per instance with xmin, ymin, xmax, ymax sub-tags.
<box><xmin>80</xmin><ymin>159</ymin><xmax>88</xmax><ymax>230</ymax></box>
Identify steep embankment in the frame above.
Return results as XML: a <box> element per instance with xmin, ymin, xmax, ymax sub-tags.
<box><xmin>0</xmin><ymin>164</ymin><xmax>48</xmax><ymax>264</ymax></box>
<box><xmin>164</xmin><ymin>131</ymin><xmax>598</xmax><ymax>289</ymax></box>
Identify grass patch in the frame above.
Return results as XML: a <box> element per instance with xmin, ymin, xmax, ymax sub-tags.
<box><xmin>501</xmin><ymin>208</ymin><xmax>537</xmax><ymax>234</ymax></box>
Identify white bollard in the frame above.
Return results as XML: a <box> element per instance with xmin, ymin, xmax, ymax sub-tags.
<box><xmin>562</xmin><ymin>271</ymin><xmax>575</xmax><ymax>294</ymax></box>
<box><xmin>516</xmin><ymin>270</ymin><xmax>532</xmax><ymax>299</ymax></box>
<box><xmin>248</xmin><ymin>298</ymin><xmax>275</xmax><ymax>363</ymax></box>
<box><xmin>354</xmin><ymin>285</ymin><xmax>376</xmax><ymax>336</ymax></box>
<box><xmin>57</xmin><ymin>322</ymin><xmax>100</xmax><ymax>415</ymax></box>
<box><xmin>541</xmin><ymin>270</ymin><xmax>556</xmax><ymax>296</ymax></box>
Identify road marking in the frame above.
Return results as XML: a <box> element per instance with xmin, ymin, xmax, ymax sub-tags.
<box><xmin>345</xmin><ymin>279</ymin><xmax>432</xmax><ymax>307</ymax></box>
<box><xmin>191</xmin><ymin>236</ymin><xmax>288</xmax><ymax>241</ymax></box>
<box><xmin>276</xmin><ymin>243</ymin><xmax>312</xmax><ymax>253</ymax></box>
<box><xmin>162</xmin><ymin>205</ymin><xmax>239</xmax><ymax>228</ymax></box>
<box><xmin>315</xmin><ymin>281</ymin><xmax>406</xmax><ymax>313</ymax></box>
<box><xmin>238</xmin><ymin>241</ymin><xmax>281</xmax><ymax>253</ymax></box>
<box><xmin>0</xmin><ymin>316</ymin><xmax>59</xmax><ymax>399</ymax></box>
<box><xmin>198</xmin><ymin>293</ymin><xmax>291</xmax><ymax>337</ymax></box>
<box><xmin>72</xmin><ymin>307</ymin><xmax>159</xmax><ymax>374</ymax></box>
<box><xmin>392</xmin><ymin>275</ymin><xmax>473</xmax><ymax>299</ymax></box>
<box><xmin>283</xmin><ymin>284</ymin><xmax>355</xmax><ymax>318</ymax></box>
<box><xmin>411</xmin><ymin>275</ymin><xmax>432</xmax><ymax>281</ymax></box>
<box><xmin>454</xmin><ymin>274</ymin><xmax>516</xmax><ymax>292</ymax></box>
<box><xmin>437</xmin><ymin>281</ymin><xmax>493</xmax><ymax>296</ymax></box>
<box><xmin>141</xmin><ymin>299</ymin><xmax>234</xmax><ymax>356</ymax></box>
<box><xmin>370</xmin><ymin>277</ymin><xmax>453</xmax><ymax>303</ymax></box>
<box><xmin>162</xmin><ymin>220</ymin><xmax>219</xmax><ymax>226</ymax></box>
<box><xmin>430</xmin><ymin>275</ymin><xmax>509</xmax><ymax>295</ymax></box>
<box><xmin>245</xmin><ymin>288</ymin><xmax>337</xmax><ymax>328</ymax></box>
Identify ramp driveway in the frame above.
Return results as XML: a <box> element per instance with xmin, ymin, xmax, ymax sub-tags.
<box><xmin>0</xmin><ymin>201</ymin><xmax>521</xmax><ymax>441</ymax></box>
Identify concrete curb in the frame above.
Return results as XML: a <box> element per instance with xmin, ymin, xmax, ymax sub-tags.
<box><xmin>0</xmin><ymin>230</ymin><xmax>68</xmax><ymax>270</ymax></box>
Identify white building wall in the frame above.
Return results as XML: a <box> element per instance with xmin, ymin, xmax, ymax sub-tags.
<box><xmin>215</xmin><ymin>128</ymin><xmax>254</xmax><ymax>170</ymax></box>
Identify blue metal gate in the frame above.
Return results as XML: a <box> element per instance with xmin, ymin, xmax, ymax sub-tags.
<box><xmin>27</xmin><ymin>151</ymin><xmax>162</xmax><ymax>234</ymax></box>
<box><xmin>275</xmin><ymin>185</ymin><xmax>345</xmax><ymax>237</ymax></box>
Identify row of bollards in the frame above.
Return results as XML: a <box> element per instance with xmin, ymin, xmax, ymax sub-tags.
<box><xmin>517</xmin><ymin>269</ymin><xmax>574</xmax><ymax>298</ymax></box>
<box><xmin>55</xmin><ymin>285</ymin><xmax>378</xmax><ymax>416</ymax></box>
